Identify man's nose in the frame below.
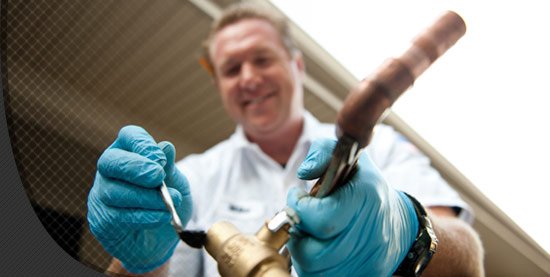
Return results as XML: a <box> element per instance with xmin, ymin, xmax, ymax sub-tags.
<box><xmin>239</xmin><ymin>62</ymin><xmax>261</xmax><ymax>91</ymax></box>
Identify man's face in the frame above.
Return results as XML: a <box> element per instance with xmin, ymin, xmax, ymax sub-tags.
<box><xmin>209</xmin><ymin>18</ymin><xmax>304</xmax><ymax>139</ymax></box>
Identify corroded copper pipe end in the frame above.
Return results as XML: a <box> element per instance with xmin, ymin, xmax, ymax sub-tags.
<box><xmin>402</xmin><ymin>10</ymin><xmax>467</xmax><ymax>78</ymax></box>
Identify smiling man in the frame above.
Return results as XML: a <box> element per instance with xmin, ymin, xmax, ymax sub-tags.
<box><xmin>209</xmin><ymin>17</ymin><xmax>305</xmax><ymax>164</ymax></box>
<box><xmin>87</xmin><ymin>2</ymin><xmax>484</xmax><ymax>276</ymax></box>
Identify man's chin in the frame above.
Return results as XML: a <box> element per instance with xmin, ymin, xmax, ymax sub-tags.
<box><xmin>243</xmin><ymin>120</ymin><xmax>281</xmax><ymax>138</ymax></box>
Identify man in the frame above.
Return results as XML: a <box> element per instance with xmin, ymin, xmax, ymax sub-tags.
<box><xmin>87</xmin><ymin>2</ymin><xmax>483</xmax><ymax>276</ymax></box>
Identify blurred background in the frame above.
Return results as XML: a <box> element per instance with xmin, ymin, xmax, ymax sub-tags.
<box><xmin>2</xmin><ymin>0</ymin><xmax>549</xmax><ymax>275</ymax></box>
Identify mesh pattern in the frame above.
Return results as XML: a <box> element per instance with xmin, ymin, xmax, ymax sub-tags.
<box><xmin>2</xmin><ymin>0</ymin><xmax>207</xmax><ymax>272</ymax></box>
<box><xmin>3</xmin><ymin>0</ymin><xmax>117</xmax><ymax>272</ymax></box>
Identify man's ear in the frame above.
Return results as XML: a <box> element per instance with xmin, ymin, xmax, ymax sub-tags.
<box><xmin>213</xmin><ymin>77</ymin><xmax>221</xmax><ymax>93</ymax></box>
<box><xmin>293</xmin><ymin>51</ymin><xmax>306</xmax><ymax>77</ymax></box>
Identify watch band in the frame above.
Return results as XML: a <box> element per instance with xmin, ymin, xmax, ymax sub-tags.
<box><xmin>394</xmin><ymin>192</ymin><xmax>438</xmax><ymax>276</ymax></box>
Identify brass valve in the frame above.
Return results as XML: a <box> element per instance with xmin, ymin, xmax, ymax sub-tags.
<box><xmin>204</xmin><ymin>220</ymin><xmax>291</xmax><ymax>277</ymax></box>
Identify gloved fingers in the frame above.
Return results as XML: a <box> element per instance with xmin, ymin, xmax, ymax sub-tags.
<box><xmin>297</xmin><ymin>138</ymin><xmax>337</xmax><ymax>180</ymax></box>
<box><xmin>93</xmin><ymin>173</ymin><xmax>182</xmax><ymax>210</ymax></box>
<box><xmin>90</xmin><ymin>204</ymin><xmax>173</xmax><ymax>235</ymax></box>
<box><xmin>117</xmin><ymin>208</ymin><xmax>172</xmax><ymax>230</ymax></box>
<box><xmin>286</xmin><ymin>186</ymin><xmax>355</xmax><ymax>239</ymax></box>
<box><xmin>158</xmin><ymin>141</ymin><xmax>191</xmax><ymax>197</ymax></box>
<box><xmin>98</xmin><ymin>148</ymin><xmax>166</xmax><ymax>188</ymax></box>
<box><xmin>111</xmin><ymin>125</ymin><xmax>167</xmax><ymax>167</ymax></box>
<box><xmin>287</xmin><ymin>235</ymin><xmax>341</xmax><ymax>273</ymax></box>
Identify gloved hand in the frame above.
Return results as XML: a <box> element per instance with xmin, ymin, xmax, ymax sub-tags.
<box><xmin>286</xmin><ymin>138</ymin><xmax>419</xmax><ymax>276</ymax></box>
<box><xmin>87</xmin><ymin>125</ymin><xmax>192</xmax><ymax>273</ymax></box>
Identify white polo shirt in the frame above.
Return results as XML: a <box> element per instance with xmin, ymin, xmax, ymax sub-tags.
<box><xmin>170</xmin><ymin>111</ymin><xmax>471</xmax><ymax>276</ymax></box>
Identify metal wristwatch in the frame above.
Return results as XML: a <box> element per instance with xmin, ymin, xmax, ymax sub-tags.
<box><xmin>394</xmin><ymin>193</ymin><xmax>438</xmax><ymax>276</ymax></box>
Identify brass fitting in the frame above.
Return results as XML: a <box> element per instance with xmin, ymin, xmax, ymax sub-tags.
<box><xmin>204</xmin><ymin>220</ymin><xmax>291</xmax><ymax>277</ymax></box>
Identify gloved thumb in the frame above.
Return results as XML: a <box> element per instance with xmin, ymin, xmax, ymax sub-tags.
<box><xmin>159</xmin><ymin>141</ymin><xmax>176</xmax><ymax>175</ymax></box>
<box><xmin>158</xmin><ymin>141</ymin><xmax>189</xmax><ymax>193</ymax></box>
<box><xmin>298</xmin><ymin>138</ymin><xmax>337</xmax><ymax>180</ymax></box>
<box><xmin>158</xmin><ymin>141</ymin><xmax>192</xmax><ymax>225</ymax></box>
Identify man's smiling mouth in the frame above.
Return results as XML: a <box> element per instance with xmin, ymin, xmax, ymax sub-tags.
<box><xmin>243</xmin><ymin>92</ymin><xmax>275</xmax><ymax>106</ymax></box>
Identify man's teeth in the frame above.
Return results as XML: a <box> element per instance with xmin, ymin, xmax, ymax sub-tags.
<box><xmin>249</xmin><ymin>94</ymin><xmax>270</xmax><ymax>105</ymax></box>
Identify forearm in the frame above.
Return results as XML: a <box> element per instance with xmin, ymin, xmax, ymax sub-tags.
<box><xmin>106</xmin><ymin>258</ymin><xmax>170</xmax><ymax>277</ymax></box>
<box><xmin>422</xmin><ymin>208</ymin><xmax>484</xmax><ymax>276</ymax></box>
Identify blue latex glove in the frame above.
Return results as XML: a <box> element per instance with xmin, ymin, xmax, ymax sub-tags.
<box><xmin>87</xmin><ymin>125</ymin><xmax>192</xmax><ymax>273</ymax></box>
<box><xmin>286</xmin><ymin>138</ymin><xmax>419</xmax><ymax>276</ymax></box>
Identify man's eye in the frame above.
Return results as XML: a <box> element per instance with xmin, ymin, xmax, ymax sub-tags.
<box><xmin>223</xmin><ymin>65</ymin><xmax>240</xmax><ymax>76</ymax></box>
<box><xmin>255</xmin><ymin>56</ymin><xmax>272</xmax><ymax>67</ymax></box>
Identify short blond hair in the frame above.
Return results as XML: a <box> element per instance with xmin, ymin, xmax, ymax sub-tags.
<box><xmin>202</xmin><ymin>2</ymin><xmax>299</xmax><ymax>71</ymax></box>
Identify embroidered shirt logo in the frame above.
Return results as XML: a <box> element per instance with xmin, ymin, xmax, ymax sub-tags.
<box><xmin>228</xmin><ymin>203</ymin><xmax>250</xmax><ymax>213</ymax></box>
<box><xmin>218</xmin><ymin>199</ymin><xmax>265</xmax><ymax>220</ymax></box>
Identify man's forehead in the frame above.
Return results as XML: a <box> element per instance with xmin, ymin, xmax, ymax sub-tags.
<box><xmin>209</xmin><ymin>18</ymin><xmax>286</xmax><ymax>64</ymax></box>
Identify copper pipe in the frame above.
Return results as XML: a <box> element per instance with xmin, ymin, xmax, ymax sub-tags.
<box><xmin>336</xmin><ymin>11</ymin><xmax>466</xmax><ymax>148</ymax></box>
<box><xmin>311</xmin><ymin>10</ymin><xmax>466</xmax><ymax>197</ymax></box>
